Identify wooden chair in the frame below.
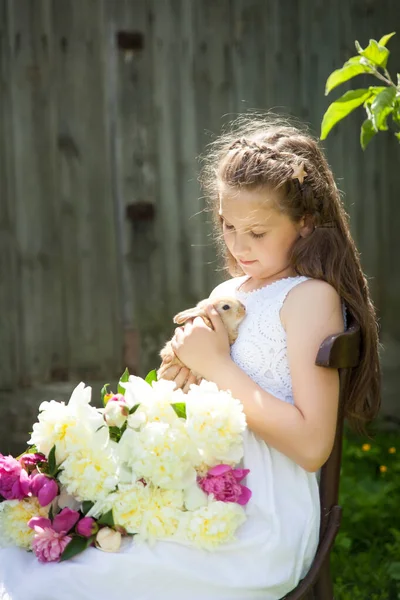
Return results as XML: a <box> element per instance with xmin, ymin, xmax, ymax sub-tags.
<box><xmin>283</xmin><ymin>314</ymin><xmax>361</xmax><ymax>600</ymax></box>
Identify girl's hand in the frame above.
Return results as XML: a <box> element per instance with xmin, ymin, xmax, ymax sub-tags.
<box><xmin>170</xmin><ymin>306</ymin><xmax>231</xmax><ymax>380</ymax></box>
<box><xmin>157</xmin><ymin>359</ymin><xmax>200</xmax><ymax>394</ymax></box>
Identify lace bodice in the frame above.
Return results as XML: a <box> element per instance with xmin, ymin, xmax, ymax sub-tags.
<box><xmin>213</xmin><ymin>275</ymin><xmax>347</xmax><ymax>406</ymax></box>
<box><xmin>212</xmin><ymin>276</ymin><xmax>310</xmax><ymax>405</ymax></box>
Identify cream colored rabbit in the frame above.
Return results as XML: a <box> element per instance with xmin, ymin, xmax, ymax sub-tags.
<box><xmin>157</xmin><ymin>296</ymin><xmax>246</xmax><ymax>387</ymax></box>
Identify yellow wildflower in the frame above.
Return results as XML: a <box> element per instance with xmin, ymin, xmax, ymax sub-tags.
<box><xmin>388</xmin><ymin>447</ymin><xmax>396</xmax><ymax>454</ymax></box>
<box><xmin>379</xmin><ymin>465</ymin><xmax>388</xmax><ymax>473</ymax></box>
<box><xmin>362</xmin><ymin>443</ymin><xmax>371</xmax><ymax>452</ymax></box>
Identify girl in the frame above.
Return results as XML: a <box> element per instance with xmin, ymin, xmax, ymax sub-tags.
<box><xmin>158</xmin><ymin>115</ymin><xmax>381</xmax><ymax>591</ymax></box>
<box><xmin>0</xmin><ymin>116</ymin><xmax>380</xmax><ymax>600</ymax></box>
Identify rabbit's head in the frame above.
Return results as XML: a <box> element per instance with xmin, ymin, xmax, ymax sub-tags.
<box><xmin>173</xmin><ymin>296</ymin><xmax>246</xmax><ymax>343</ymax></box>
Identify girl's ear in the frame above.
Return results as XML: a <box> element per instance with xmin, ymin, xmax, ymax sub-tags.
<box><xmin>299</xmin><ymin>214</ymin><xmax>315</xmax><ymax>238</ymax></box>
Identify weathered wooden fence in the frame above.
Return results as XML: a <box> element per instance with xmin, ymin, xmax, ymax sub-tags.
<box><xmin>1</xmin><ymin>0</ymin><xmax>400</xmax><ymax>453</ymax></box>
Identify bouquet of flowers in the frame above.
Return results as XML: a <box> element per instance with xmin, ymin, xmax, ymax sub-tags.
<box><xmin>0</xmin><ymin>370</ymin><xmax>251</xmax><ymax>563</ymax></box>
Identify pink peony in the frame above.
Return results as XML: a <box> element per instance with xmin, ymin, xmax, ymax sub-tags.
<box><xmin>108</xmin><ymin>393</ymin><xmax>126</xmax><ymax>403</ymax></box>
<box><xmin>28</xmin><ymin>507</ymin><xmax>80</xmax><ymax>562</ymax></box>
<box><xmin>0</xmin><ymin>454</ymin><xmax>30</xmax><ymax>500</ymax></box>
<box><xmin>198</xmin><ymin>464</ymin><xmax>252</xmax><ymax>505</ymax></box>
<box><xmin>19</xmin><ymin>452</ymin><xmax>47</xmax><ymax>471</ymax></box>
<box><xmin>29</xmin><ymin>507</ymin><xmax>80</xmax><ymax>535</ymax></box>
<box><xmin>31</xmin><ymin>526</ymin><xmax>72</xmax><ymax>563</ymax></box>
<box><xmin>30</xmin><ymin>474</ymin><xmax>59</xmax><ymax>507</ymax></box>
<box><xmin>103</xmin><ymin>396</ymin><xmax>129</xmax><ymax>428</ymax></box>
<box><xmin>76</xmin><ymin>517</ymin><xmax>98</xmax><ymax>538</ymax></box>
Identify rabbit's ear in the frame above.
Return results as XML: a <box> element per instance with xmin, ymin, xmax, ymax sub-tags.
<box><xmin>173</xmin><ymin>307</ymin><xmax>205</xmax><ymax>324</ymax></box>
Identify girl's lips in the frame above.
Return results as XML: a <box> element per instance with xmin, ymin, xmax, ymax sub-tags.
<box><xmin>239</xmin><ymin>259</ymin><xmax>256</xmax><ymax>265</ymax></box>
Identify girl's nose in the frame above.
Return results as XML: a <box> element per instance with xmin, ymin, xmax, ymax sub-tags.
<box><xmin>232</xmin><ymin>233</ymin><xmax>250</xmax><ymax>255</ymax></box>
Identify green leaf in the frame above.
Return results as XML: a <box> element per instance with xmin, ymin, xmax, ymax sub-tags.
<box><xmin>118</xmin><ymin>368</ymin><xmax>130</xmax><ymax>395</ymax></box>
<box><xmin>387</xmin><ymin>561</ymin><xmax>400</xmax><ymax>581</ymax></box>
<box><xmin>355</xmin><ymin>38</ymin><xmax>390</xmax><ymax>69</ymax></box>
<box><xmin>325</xmin><ymin>56</ymin><xmax>373</xmax><ymax>95</ymax></box>
<box><xmin>59</xmin><ymin>535</ymin><xmax>93</xmax><ymax>562</ymax></box>
<box><xmin>129</xmin><ymin>404</ymin><xmax>139</xmax><ymax>415</ymax></box>
<box><xmin>108</xmin><ymin>425</ymin><xmax>126</xmax><ymax>442</ymax></box>
<box><xmin>101</xmin><ymin>383</ymin><xmax>111</xmax><ymax>406</ymax></box>
<box><xmin>145</xmin><ymin>369</ymin><xmax>158</xmax><ymax>385</ymax></box>
<box><xmin>321</xmin><ymin>89</ymin><xmax>373</xmax><ymax>140</ymax></box>
<box><xmin>171</xmin><ymin>402</ymin><xmax>187</xmax><ymax>419</ymax></box>
<box><xmin>395</xmin><ymin>132</ymin><xmax>400</xmax><ymax>142</ymax></box>
<box><xmin>97</xmin><ymin>509</ymin><xmax>114</xmax><ymax>527</ymax></box>
<box><xmin>360</xmin><ymin>119</ymin><xmax>377</xmax><ymax>150</ymax></box>
<box><xmin>370</xmin><ymin>87</ymin><xmax>397</xmax><ymax>130</ymax></box>
<box><xmin>81</xmin><ymin>501</ymin><xmax>94</xmax><ymax>516</ymax></box>
<box><xmin>48</xmin><ymin>504</ymin><xmax>54</xmax><ymax>522</ymax></box>
<box><xmin>47</xmin><ymin>445</ymin><xmax>57</xmax><ymax>476</ymax></box>
<box><xmin>378</xmin><ymin>32</ymin><xmax>396</xmax><ymax>47</ymax></box>
<box><xmin>392</xmin><ymin>98</ymin><xmax>400</xmax><ymax>125</ymax></box>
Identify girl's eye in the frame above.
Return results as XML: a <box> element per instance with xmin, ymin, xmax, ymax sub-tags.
<box><xmin>250</xmin><ymin>232</ymin><xmax>266</xmax><ymax>239</ymax></box>
<box><xmin>222</xmin><ymin>222</ymin><xmax>234</xmax><ymax>231</ymax></box>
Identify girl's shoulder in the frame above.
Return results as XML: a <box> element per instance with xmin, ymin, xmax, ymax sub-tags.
<box><xmin>281</xmin><ymin>278</ymin><xmax>344</xmax><ymax>331</ymax></box>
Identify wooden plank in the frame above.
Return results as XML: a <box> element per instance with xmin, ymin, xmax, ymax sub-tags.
<box><xmin>148</xmin><ymin>0</ymin><xmax>183</xmax><ymax>312</ymax></box>
<box><xmin>103</xmin><ymin>0</ymin><xmax>174</xmax><ymax>376</ymax></box>
<box><xmin>5</xmin><ymin>0</ymin><xmax>64</xmax><ymax>386</ymax></box>
<box><xmin>52</xmin><ymin>0</ymin><xmax>121</xmax><ymax>379</ymax></box>
<box><xmin>175</xmin><ymin>0</ymin><xmax>205</xmax><ymax>302</ymax></box>
<box><xmin>193</xmin><ymin>0</ymin><xmax>234</xmax><ymax>293</ymax></box>
<box><xmin>0</xmin><ymin>0</ymin><xmax>20</xmax><ymax>390</ymax></box>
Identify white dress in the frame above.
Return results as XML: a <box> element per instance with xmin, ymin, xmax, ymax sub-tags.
<box><xmin>0</xmin><ymin>275</ymin><xmax>320</xmax><ymax>600</ymax></box>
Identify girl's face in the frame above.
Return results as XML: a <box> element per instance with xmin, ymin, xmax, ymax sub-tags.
<box><xmin>219</xmin><ymin>185</ymin><xmax>304</xmax><ymax>282</ymax></box>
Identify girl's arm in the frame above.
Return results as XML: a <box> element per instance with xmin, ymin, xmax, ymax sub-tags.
<box><xmin>203</xmin><ymin>280</ymin><xmax>344</xmax><ymax>472</ymax></box>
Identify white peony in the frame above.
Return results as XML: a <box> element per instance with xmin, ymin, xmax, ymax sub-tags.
<box><xmin>121</xmin><ymin>377</ymin><xmax>185</xmax><ymax>429</ymax></box>
<box><xmin>185</xmin><ymin>380</ymin><xmax>247</xmax><ymax>467</ymax></box>
<box><xmin>119</xmin><ymin>421</ymin><xmax>198</xmax><ymax>490</ymax></box>
<box><xmin>0</xmin><ymin>498</ymin><xmax>49</xmax><ymax>549</ymax></box>
<box><xmin>138</xmin><ymin>487</ymin><xmax>184</xmax><ymax>543</ymax></box>
<box><xmin>58</xmin><ymin>443</ymin><xmax>119</xmax><ymax>502</ymax></box>
<box><xmin>183</xmin><ymin>482</ymin><xmax>208</xmax><ymax>511</ymax></box>
<box><xmin>180</xmin><ymin>500</ymin><xmax>247</xmax><ymax>550</ymax></box>
<box><xmin>28</xmin><ymin>383</ymin><xmax>108</xmax><ymax>464</ymax></box>
<box><xmin>102</xmin><ymin>482</ymin><xmax>151</xmax><ymax>534</ymax></box>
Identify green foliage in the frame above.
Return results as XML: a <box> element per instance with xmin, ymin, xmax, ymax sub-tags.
<box><xmin>118</xmin><ymin>368</ymin><xmax>130</xmax><ymax>395</ymax></box>
<box><xmin>171</xmin><ymin>402</ymin><xmax>187</xmax><ymax>419</ymax></box>
<box><xmin>81</xmin><ymin>501</ymin><xmax>95</xmax><ymax>516</ymax></box>
<box><xmin>59</xmin><ymin>535</ymin><xmax>94</xmax><ymax>562</ymax></box>
<box><xmin>47</xmin><ymin>445</ymin><xmax>57</xmax><ymax>477</ymax></box>
<box><xmin>145</xmin><ymin>369</ymin><xmax>158</xmax><ymax>385</ymax></box>
<box><xmin>332</xmin><ymin>428</ymin><xmax>400</xmax><ymax>598</ymax></box>
<box><xmin>97</xmin><ymin>509</ymin><xmax>115</xmax><ymax>527</ymax></box>
<box><xmin>321</xmin><ymin>33</ymin><xmax>400</xmax><ymax>148</ymax></box>
<box><xmin>101</xmin><ymin>383</ymin><xmax>111</xmax><ymax>406</ymax></box>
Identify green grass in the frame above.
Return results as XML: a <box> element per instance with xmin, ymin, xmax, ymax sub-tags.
<box><xmin>332</xmin><ymin>424</ymin><xmax>400</xmax><ymax>599</ymax></box>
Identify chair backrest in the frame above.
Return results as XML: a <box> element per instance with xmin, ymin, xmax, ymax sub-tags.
<box><xmin>315</xmin><ymin>312</ymin><xmax>361</xmax><ymax>540</ymax></box>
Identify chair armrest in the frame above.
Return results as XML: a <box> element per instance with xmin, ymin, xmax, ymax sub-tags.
<box><xmin>282</xmin><ymin>505</ymin><xmax>342</xmax><ymax>599</ymax></box>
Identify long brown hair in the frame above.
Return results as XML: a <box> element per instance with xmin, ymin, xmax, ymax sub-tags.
<box><xmin>200</xmin><ymin>114</ymin><xmax>381</xmax><ymax>434</ymax></box>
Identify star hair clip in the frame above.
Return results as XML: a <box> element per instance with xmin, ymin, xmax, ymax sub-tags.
<box><xmin>291</xmin><ymin>161</ymin><xmax>308</xmax><ymax>185</ymax></box>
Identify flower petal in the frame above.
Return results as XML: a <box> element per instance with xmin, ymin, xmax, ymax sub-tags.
<box><xmin>28</xmin><ymin>516</ymin><xmax>52</xmax><ymax>530</ymax></box>
<box><xmin>232</xmin><ymin>468</ymin><xmax>250</xmax><ymax>481</ymax></box>
<box><xmin>237</xmin><ymin>485</ymin><xmax>252</xmax><ymax>506</ymax></box>
<box><xmin>53</xmin><ymin>507</ymin><xmax>80</xmax><ymax>533</ymax></box>
<box><xmin>207</xmin><ymin>464</ymin><xmax>231</xmax><ymax>477</ymax></box>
